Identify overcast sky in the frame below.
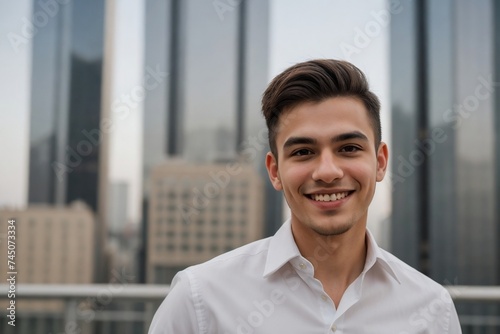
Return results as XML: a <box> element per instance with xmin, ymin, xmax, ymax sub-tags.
<box><xmin>0</xmin><ymin>0</ymin><xmax>390</xmax><ymax>238</ymax></box>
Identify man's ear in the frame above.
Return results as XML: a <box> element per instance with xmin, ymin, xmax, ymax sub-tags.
<box><xmin>376</xmin><ymin>142</ymin><xmax>389</xmax><ymax>182</ymax></box>
<box><xmin>265</xmin><ymin>152</ymin><xmax>282</xmax><ymax>191</ymax></box>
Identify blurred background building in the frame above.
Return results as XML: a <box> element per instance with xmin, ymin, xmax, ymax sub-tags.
<box><xmin>108</xmin><ymin>182</ymin><xmax>129</xmax><ymax>234</ymax></box>
<box><xmin>26</xmin><ymin>0</ymin><xmax>110</xmax><ymax>284</ymax></box>
<box><xmin>27</xmin><ymin>0</ymin><xmax>105</xmax><ymax>212</ymax></box>
<box><xmin>0</xmin><ymin>202</ymin><xmax>95</xmax><ymax>333</ymax></box>
<box><xmin>146</xmin><ymin>162</ymin><xmax>264</xmax><ymax>283</ymax></box>
<box><xmin>390</xmin><ymin>1</ymin><xmax>500</xmax><ymax>332</ymax></box>
<box><xmin>0</xmin><ymin>202</ymin><xmax>95</xmax><ymax>284</ymax></box>
<box><xmin>140</xmin><ymin>0</ymin><xmax>282</xmax><ymax>283</ymax></box>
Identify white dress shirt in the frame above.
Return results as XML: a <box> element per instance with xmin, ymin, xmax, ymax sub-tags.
<box><xmin>149</xmin><ymin>219</ymin><xmax>461</xmax><ymax>334</ymax></box>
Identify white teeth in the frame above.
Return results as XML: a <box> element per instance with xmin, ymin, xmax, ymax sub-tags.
<box><xmin>312</xmin><ymin>192</ymin><xmax>349</xmax><ymax>202</ymax></box>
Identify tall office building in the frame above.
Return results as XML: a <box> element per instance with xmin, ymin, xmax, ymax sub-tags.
<box><xmin>390</xmin><ymin>1</ymin><xmax>500</xmax><ymax>332</ymax></box>
<box><xmin>141</xmin><ymin>0</ymin><xmax>281</xmax><ymax>282</ymax></box>
<box><xmin>28</xmin><ymin>0</ymin><xmax>106</xmax><ymax>210</ymax></box>
<box><xmin>146</xmin><ymin>161</ymin><xmax>264</xmax><ymax>283</ymax></box>
<box><xmin>27</xmin><ymin>0</ymin><xmax>112</xmax><ymax>282</ymax></box>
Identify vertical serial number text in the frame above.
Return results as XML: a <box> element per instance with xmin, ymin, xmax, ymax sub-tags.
<box><xmin>6</xmin><ymin>218</ymin><xmax>16</xmax><ymax>327</ymax></box>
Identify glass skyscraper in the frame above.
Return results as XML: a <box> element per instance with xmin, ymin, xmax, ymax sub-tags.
<box><xmin>28</xmin><ymin>0</ymin><xmax>106</xmax><ymax>212</ymax></box>
<box><xmin>27</xmin><ymin>0</ymin><xmax>109</xmax><ymax>288</ymax></box>
<box><xmin>141</xmin><ymin>0</ymin><xmax>280</xmax><ymax>283</ymax></box>
<box><xmin>24</xmin><ymin>1</ymin><xmax>109</xmax><ymax>332</ymax></box>
<box><xmin>390</xmin><ymin>0</ymin><xmax>500</xmax><ymax>332</ymax></box>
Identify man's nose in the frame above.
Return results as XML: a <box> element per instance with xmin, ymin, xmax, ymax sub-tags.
<box><xmin>311</xmin><ymin>150</ymin><xmax>344</xmax><ymax>184</ymax></box>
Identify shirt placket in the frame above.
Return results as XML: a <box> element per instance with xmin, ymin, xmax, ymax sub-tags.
<box><xmin>292</xmin><ymin>258</ymin><xmax>339</xmax><ymax>332</ymax></box>
<box><xmin>293</xmin><ymin>257</ymin><xmax>367</xmax><ymax>334</ymax></box>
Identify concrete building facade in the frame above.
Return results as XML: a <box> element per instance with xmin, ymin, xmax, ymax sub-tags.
<box><xmin>146</xmin><ymin>161</ymin><xmax>264</xmax><ymax>283</ymax></box>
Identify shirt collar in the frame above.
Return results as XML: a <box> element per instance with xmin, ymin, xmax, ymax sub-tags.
<box><xmin>364</xmin><ymin>228</ymin><xmax>401</xmax><ymax>284</ymax></box>
<box><xmin>263</xmin><ymin>218</ymin><xmax>301</xmax><ymax>278</ymax></box>
<box><xmin>263</xmin><ymin>219</ymin><xmax>401</xmax><ymax>284</ymax></box>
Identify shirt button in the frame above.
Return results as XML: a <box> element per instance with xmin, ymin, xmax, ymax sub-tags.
<box><xmin>321</xmin><ymin>294</ymin><xmax>328</xmax><ymax>301</ymax></box>
<box><xmin>299</xmin><ymin>263</ymin><xmax>306</xmax><ymax>270</ymax></box>
<box><xmin>331</xmin><ymin>324</ymin><xmax>337</xmax><ymax>332</ymax></box>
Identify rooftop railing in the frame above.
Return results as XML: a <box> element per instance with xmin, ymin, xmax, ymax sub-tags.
<box><xmin>0</xmin><ymin>284</ymin><xmax>498</xmax><ymax>333</ymax></box>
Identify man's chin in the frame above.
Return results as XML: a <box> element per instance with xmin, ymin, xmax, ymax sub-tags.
<box><xmin>311</xmin><ymin>223</ymin><xmax>352</xmax><ymax>237</ymax></box>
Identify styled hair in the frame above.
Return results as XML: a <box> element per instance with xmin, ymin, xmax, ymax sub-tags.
<box><xmin>261</xmin><ymin>59</ymin><xmax>381</xmax><ymax>157</ymax></box>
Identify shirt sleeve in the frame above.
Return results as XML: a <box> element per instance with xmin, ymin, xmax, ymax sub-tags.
<box><xmin>148</xmin><ymin>271</ymin><xmax>201</xmax><ymax>334</ymax></box>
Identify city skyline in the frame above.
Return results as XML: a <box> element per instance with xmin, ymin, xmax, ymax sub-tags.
<box><xmin>0</xmin><ymin>0</ymin><xmax>390</xmax><ymax>240</ymax></box>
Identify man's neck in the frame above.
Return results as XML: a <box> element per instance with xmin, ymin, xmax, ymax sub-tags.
<box><xmin>291</xmin><ymin>221</ymin><xmax>367</xmax><ymax>307</ymax></box>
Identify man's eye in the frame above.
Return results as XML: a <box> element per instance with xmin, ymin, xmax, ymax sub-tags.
<box><xmin>292</xmin><ymin>149</ymin><xmax>313</xmax><ymax>156</ymax></box>
<box><xmin>340</xmin><ymin>145</ymin><xmax>360</xmax><ymax>153</ymax></box>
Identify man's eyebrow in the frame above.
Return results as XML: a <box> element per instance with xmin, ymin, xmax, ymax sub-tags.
<box><xmin>331</xmin><ymin>131</ymin><xmax>369</xmax><ymax>143</ymax></box>
<box><xmin>282</xmin><ymin>131</ymin><xmax>369</xmax><ymax>150</ymax></box>
<box><xmin>283</xmin><ymin>137</ymin><xmax>317</xmax><ymax>150</ymax></box>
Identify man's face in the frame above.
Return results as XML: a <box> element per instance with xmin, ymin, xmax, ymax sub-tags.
<box><xmin>265</xmin><ymin>96</ymin><xmax>388</xmax><ymax>238</ymax></box>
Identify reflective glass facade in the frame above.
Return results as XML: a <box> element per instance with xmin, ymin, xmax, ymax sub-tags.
<box><xmin>391</xmin><ymin>0</ymin><xmax>500</xmax><ymax>331</ymax></box>
<box><xmin>390</xmin><ymin>0</ymin><xmax>421</xmax><ymax>268</ymax></box>
<box><xmin>495</xmin><ymin>0</ymin><xmax>500</xmax><ymax>289</ymax></box>
<box><xmin>28</xmin><ymin>0</ymin><xmax>105</xmax><ymax>212</ymax></box>
<box><xmin>142</xmin><ymin>0</ymin><xmax>280</xmax><ymax>283</ymax></box>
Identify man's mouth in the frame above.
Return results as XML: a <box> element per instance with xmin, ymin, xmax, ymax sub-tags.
<box><xmin>306</xmin><ymin>191</ymin><xmax>353</xmax><ymax>202</ymax></box>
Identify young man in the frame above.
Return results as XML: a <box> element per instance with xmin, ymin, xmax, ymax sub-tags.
<box><xmin>149</xmin><ymin>59</ymin><xmax>461</xmax><ymax>333</ymax></box>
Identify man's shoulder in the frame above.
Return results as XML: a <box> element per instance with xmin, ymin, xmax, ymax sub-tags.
<box><xmin>186</xmin><ymin>236</ymin><xmax>273</xmax><ymax>277</ymax></box>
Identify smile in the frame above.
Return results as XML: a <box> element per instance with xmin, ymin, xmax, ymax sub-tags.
<box><xmin>307</xmin><ymin>191</ymin><xmax>351</xmax><ymax>202</ymax></box>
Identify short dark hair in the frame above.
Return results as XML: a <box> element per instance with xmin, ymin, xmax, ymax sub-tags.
<box><xmin>261</xmin><ymin>59</ymin><xmax>381</xmax><ymax>157</ymax></box>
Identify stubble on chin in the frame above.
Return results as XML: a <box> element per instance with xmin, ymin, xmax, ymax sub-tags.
<box><xmin>311</xmin><ymin>224</ymin><xmax>352</xmax><ymax>237</ymax></box>
<box><xmin>307</xmin><ymin>215</ymin><xmax>354</xmax><ymax>237</ymax></box>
